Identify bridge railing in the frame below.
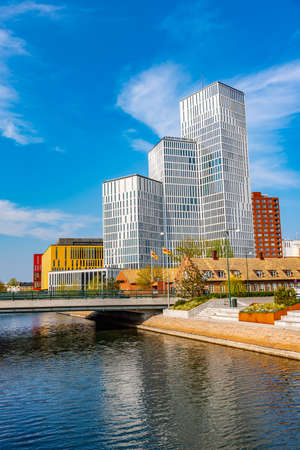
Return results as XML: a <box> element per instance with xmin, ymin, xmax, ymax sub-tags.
<box><xmin>0</xmin><ymin>289</ymin><xmax>175</xmax><ymax>301</ymax></box>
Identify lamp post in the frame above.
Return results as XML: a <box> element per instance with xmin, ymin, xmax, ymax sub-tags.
<box><xmin>225</xmin><ymin>228</ymin><xmax>239</xmax><ymax>307</ymax></box>
<box><xmin>245</xmin><ymin>251</ymin><xmax>252</xmax><ymax>295</ymax></box>
<box><xmin>160</xmin><ymin>232</ymin><xmax>165</xmax><ymax>294</ymax></box>
<box><xmin>160</xmin><ymin>231</ymin><xmax>170</xmax><ymax>308</ymax></box>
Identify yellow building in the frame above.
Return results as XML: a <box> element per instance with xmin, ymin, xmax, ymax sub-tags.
<box><xmin>41</xmin><ymin>238</ymin><xmax>104</xmax><ymax>290</ymax></box>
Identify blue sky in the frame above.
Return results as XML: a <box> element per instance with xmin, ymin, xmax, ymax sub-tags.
<box><xmin>1</xmin><ymin>0</ymin><xmax>300</xmax><ymax>282</ymax></box>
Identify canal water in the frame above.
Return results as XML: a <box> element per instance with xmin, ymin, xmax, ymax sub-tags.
<box><xmin>0</xmin><ymin>313</ymin><xmax>299</xmax><ymax>449</ymax></box>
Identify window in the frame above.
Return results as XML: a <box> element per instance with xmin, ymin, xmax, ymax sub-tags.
<box><xmin>203</xmin><ymin>270</ymin><xmax>213</xmax><ymax>278</ymax></box>
<box><xmin>285</xmin><ymin>270</ymin><xmax>293</xmax><ymax>277</ymax></box>
<box><xmin>255</xmin><ymin>270</ymin><xmax>263</xmax><ymax>278</ymax></box>
<box><xmin>217</xmin><ymin>270</ymin><xmax>225</xmax><ymax>278</ymax></box>
<box><xmin>232</xmin><ymin>270</ymin><xmax>241</xmax><ymax>277</ymax></box>
<box><xmin>270</xmin><ymin>270</ymin><xmax>278</xmax><ymax>277</ymax></box>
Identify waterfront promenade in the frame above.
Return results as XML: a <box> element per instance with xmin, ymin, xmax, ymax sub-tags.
<box><xmin>135</xmin><ymin>314</ymin><xmax>300</xmax><ymax>361</ymax></box>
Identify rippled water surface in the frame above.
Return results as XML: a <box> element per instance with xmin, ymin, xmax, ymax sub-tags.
<box><xmin>0</xmin><ymin>313</ymin><xmax>299</xmax><ymax>449</ymax></box>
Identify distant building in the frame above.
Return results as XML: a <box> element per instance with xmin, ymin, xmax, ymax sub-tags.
<box><xmin>252</xmin><ymin>192</ymin><xmax>282</xmax><ymax>258</ymax></box>
<box><xmin>19</xmin><ymin>282</ymin><xmax>33</xmax><ymax>291</ymax></box>
<box><xmin>41</xmin><ymin>238</ymin><xmax>104</xmax><ymax>290</ymax></box>
<box><xmin>103</xmin><ymin>175</ymin><xmax>163</xmax><ymax>269</ymax></box>
<box><xmin>283</xmin><ymin>239</ymin><xmax>300</xmax><ymax>257</ymax></box>
<box><xmin>7</xmin><ymin>282</ymin><xmax>33</xmax><ymax>292</ymax></box>
<box><xmin>33</xmin><ymin>253</ymin><xmax>42</xmax><ymax>290</ymax></box>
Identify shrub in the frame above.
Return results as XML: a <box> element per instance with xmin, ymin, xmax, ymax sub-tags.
<box><xmin>173</xmin><ymin>299</ymin><xmax>187</xmax><ymax>309</ymax></box>
<box><xmin>243</xmin><ymin>302</ymin><xmax>286</xmax><ymax>313</ymax></box>
<box><xmin>274</xmin><ymin>286</ymin><xmax>297</xmax><ymax>307</ymax></box>
<box><xmin>172</xmin><ymin>297</ymin><xmax>210</xmax><ymax>311</ymax></box>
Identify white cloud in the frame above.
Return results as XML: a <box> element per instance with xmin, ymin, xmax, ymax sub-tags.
<box><xmin>231</xmin><ymin>60</ymin><xmax>300</xmax><ymax>188</ymax></box>
<box><xmin>0</xmin><ymin>2</ymin><xmax>63</xmax><ymax>145</ymax></box>
<box><xmin>117</xmin><ymin>62</ymin><xmax>192</xmax><ymax>137</ymax></box>
<box><xmin>117</xmin><ymin>60</ymin><xmax>300</xmax><ymax>189</ymax></box>
<box><xmin>0</xmin><ymin>199</ymin><xmax>99</xmax><ymax>240</ymax></box>
<box><xmin>250</xmin><ymin>158</ymin><xmax>300</xmax><ymax>189</ymax></box>
<box><xmin>0</xmin><ymin>1</ymin><xmax>63</xmax><ymax>21</ymax></box>
<box><xmin>130</xmin><ymin>138</ymin><xmax>153</xmax><ymax>153</ymax></box>
<box><xmin>53</xmin><ymin>145</ymin><xmax>65</xmax><ymax>153</ymax></box>
<box><xmin>0</xmin><ymin>28</ymin><xmax>27</xmax><ymax>55</ymax></box>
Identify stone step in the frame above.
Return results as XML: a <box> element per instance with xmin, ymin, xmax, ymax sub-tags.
<box><xmin>286</xmin><ymin>311</ymin><xmax>300</xmax><ymax>318</ymax></box>
<box><xmin>279</xmin><ymin>316</ymin><xmax>300</xmax><ymax>323</ymax></box>
<box><xmin>275</xmin><ymin>321</ymin><xmax>300</xmax><ymax>329</ymax></box>
<box><xmin>197</xmin><ymin>308</ymin><xmax>240</xmax><ymax>322</ymax></box>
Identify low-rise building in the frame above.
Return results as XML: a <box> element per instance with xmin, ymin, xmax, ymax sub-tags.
<box><xmin>48</xmin><ymin>268</ymin><xmax>119</xmax><ymax>292</ymax></box>
<box><xmin>175</xmin><ymin>255</ymin><xmax>300</xmax><ymax>294</ymax></box>
<box><xmin>116</xmin><ymin>268</ymin><xmax>177</xmax><ymax>291</ymax></box>
<box><xmin>282</xmin><ymin>239</ymin><xmax>300</xmax><ymax>257</ymax></box>
<box><xmin>40</xmin><ymin>238</ymin><xmax>104</xmax><ymax>290</ymax></box>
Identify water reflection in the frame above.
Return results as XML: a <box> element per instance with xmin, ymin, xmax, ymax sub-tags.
<box><xmin>0</xmin><ymin>313</ymin><xmax>299</xmax><ymax>449</ymax></box>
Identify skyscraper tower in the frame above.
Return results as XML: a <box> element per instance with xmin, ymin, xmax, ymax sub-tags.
<box><xmin>149</xmin><ymin>137</ymin><xmax>201</xmax><ymax>255</ymax></box>
<box><xmin>179</xmin><ymin>81</ymin><xmax>254</xmax><ymax>257</ymax></box>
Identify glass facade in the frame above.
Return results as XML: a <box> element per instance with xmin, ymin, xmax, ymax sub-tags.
<box><xmin>148</xmin><ymin>137</ymin><xmax>201</xmax><ymax>255</ymax></box>
<box><xmin>179</xmin><ymin>81</ymin><xmax>254</xmax><ymax>257</ymax></box>
<box><xmin>103</xmin><ymin>175</ymin><xmax>163</xmax><ymax>269</ymax></box>
<box><xmin>103</xmin><ymin>81</ymin><xmax>255</xmax><ymax>267</ymax></box>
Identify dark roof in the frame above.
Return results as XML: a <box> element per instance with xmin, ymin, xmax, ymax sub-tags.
<box><xmin>55</xmin><ymin>238</ymin><xmax>103</xmax><ymax>246</ymax></box>
<box><xmin>19</xmin><ymin>282</ymin><xmax>33</xmax><ymax>287</ymax></box>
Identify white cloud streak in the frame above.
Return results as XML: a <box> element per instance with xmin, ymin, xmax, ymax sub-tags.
<box><xmin>0</xmin><ymin>1</ymin><xmax>63</xmax><ymax>20</ymax></box>
<box><xmin>0</xmin><ymin>2</ymin><xmax>63</xmax><ymax>145</ymax></box>
<box><xmin>130</xmin><ymin>138</ymin><xmax>153</xmax><ymax>153</ymax></box>
<box><xmin>0</xmin><ymin>199</ymin><xmax>98</xmax><ymax>240</ymax></box>
<box><xmin>117</xmin><ymin>62</ymin><xmax>192</xmax><ymax>137</ymax></box>
<box><xmin>117</xmin><ymin>60</ymin><xmax>300</xmax><ymax>189</ymax></box>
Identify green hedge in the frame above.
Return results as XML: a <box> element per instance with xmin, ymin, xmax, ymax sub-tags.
<box><xmin>212</xmin><ymin>291</ymin><xmax>274</xmax><ymax>298</ymax></box>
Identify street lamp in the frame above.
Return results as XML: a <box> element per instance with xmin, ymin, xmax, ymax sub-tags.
<box><xmin>225</xmin><ymin>228</ymin><xmax>240</xmax><ymax>307</ymax></box>
<box><xmin>160</xmin><ymin>231</ymin><xmax>170</xmax><ymax>308</ymax></box>
<box><xmin>245</xmin><ymin>251</ymin><xmax>252</xmax><ymax>295</ymax></box>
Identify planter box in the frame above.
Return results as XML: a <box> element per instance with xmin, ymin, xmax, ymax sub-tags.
<box><xmin>287</xmin><ymin>302</ymin><xmax>300</xmax><ymax>311</ymax></box>
<box><xmin>239</xmin><ymin>309</ymin><xmax>287</xmax><ymax>325</ymax></box>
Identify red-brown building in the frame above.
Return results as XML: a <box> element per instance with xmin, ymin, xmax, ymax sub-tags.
<box><xmin>33</xmin><ymin>253</ymin><xmax>42</xmax><ymax>290</ymax></box>
<box><xmin>252</xmin><ymin>192</ymin><xmax>283</xmax><ymax>258</ymax></box>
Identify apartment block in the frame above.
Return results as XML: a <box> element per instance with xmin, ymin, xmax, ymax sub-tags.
<box><xmin>252</xmin><ymin>192</ymin><xmax>282</xmax><ymax>258</ymax></box>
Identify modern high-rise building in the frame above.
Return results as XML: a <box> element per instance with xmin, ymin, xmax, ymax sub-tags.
<box><xmin>103</xmin><ymin>175</ymin><xmax>163</xmax><ymax>269</ymax></box>
<box><xmin>103</xmin><ymin>81</ymin><xmax>255</xmax><ymax>268</ymax></box>
<box><xmin>179</xmin><ymin>81</ymin><xmax>254</xmax><ymax>257</ymax></box>
<box><xmin>149</xmin><ymin>137</ymin><xmax>201</xmax><ymax>254</ymax></box>
<box><xmin>252</xmin><ymin>192</ymin><xmax>282</xmax><ymax>258</ymax></box>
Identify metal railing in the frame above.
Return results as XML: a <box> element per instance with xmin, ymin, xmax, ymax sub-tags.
<box><xmin>0</xmin><ymin>289</ymin><xmax>175</xmax><ymax>301</ymax></box>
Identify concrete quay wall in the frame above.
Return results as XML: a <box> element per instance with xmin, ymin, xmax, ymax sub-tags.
<box><xmin>134</xmin><ymin>315</ymin><xmax>300</xmax><ymax>361</ymax></box>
